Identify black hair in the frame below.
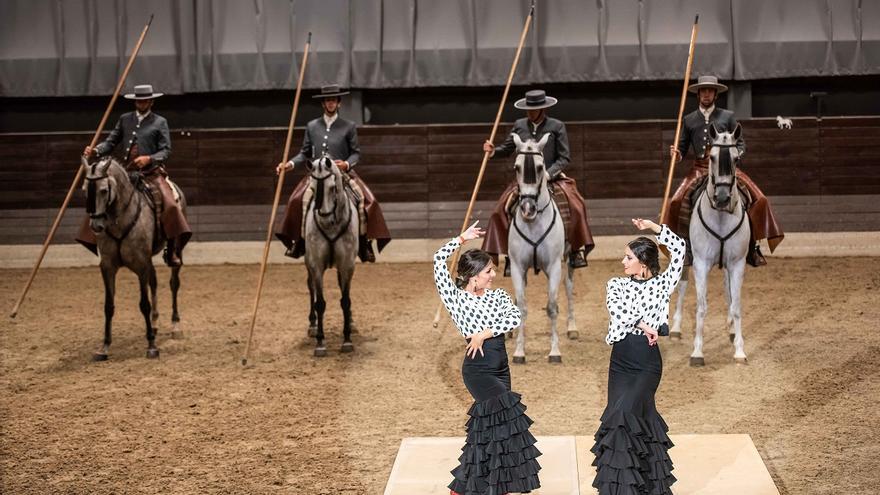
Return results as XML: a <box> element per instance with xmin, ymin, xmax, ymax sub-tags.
<box><xmin>628</xmin><ymin>236</ymin><xmax>661</xmax><ymax>277</ymax></box>
<box><xmin>455</xmin><ymin>249</ymin><xmax>492</xmax><ymax>289</ymax></box>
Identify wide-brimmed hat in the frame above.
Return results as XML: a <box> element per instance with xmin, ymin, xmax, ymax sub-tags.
<box><xmin>688</xmin><ymin>75</ymin><xmax>728</xmax><ymax>94</ymax></box>
<box><xmin>513</xmin><ymin>89</ymin><xmax>558</xmax><ymax>110</ymax></box>
<box><xmin>312</xmin><ymin>84</ymin><xmax>350</xmax><ymax>99</ymax></box>
<box><xmin>124</xmin><ymin>84</ymin><xmax>163</xmax><ymax>100</ymax></box>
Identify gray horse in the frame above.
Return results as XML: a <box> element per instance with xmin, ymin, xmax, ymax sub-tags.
<box><xmin>507</xmin><ymin>133</ymin><xmax>577</xmax><ymax>364</ymax></box>
<box><xmin>303</xmin><ymin>155</ymin><xmax>359</xmax><ymax>357</ymax></box>
<box><xmin>670</xmin><ymin>124</ymin><xmax>750</xmax><ymax>365</ymax></box>
<box><xmin>83</xmin><ymin>156</ymin><xmax>184</xmax><ymax>361</ymax></box>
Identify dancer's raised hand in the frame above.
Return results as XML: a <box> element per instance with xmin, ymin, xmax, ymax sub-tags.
<box><xmin>459</xmin><ymin>221</ymin><xmax>485</xmax><ymax>242</ymax></box>
<box><xmin>632</xmin><ymin>218</ymin><xmax>661</xmax><ymax>234</ymax></box>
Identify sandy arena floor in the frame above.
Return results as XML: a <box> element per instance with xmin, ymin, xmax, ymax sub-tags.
<box><xmin>1</xmin><ymin>257</ymin><xmax>878</xmax><ymax>494</ymax></box>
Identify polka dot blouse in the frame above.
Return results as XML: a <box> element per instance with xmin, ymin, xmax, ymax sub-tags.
<box><xmin>433</xmin><ymin>237</ymin><xmax>522</xmax><ymax>338</ymax></box>
<box><xmin>605</xmin><ymin>225</ymin><xmax>686</xmax><ymax>345</ymax></box>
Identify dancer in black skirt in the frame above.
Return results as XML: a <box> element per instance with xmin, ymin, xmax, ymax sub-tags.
<box><xmin>434</xmin><ymin>221</ymin><xmax>542</xmax><ymax>495</ymax></box>
<box><xmin>591</xmin><ymin>218</ymin><xmax>685</xmax><ymax>495</ymax></box>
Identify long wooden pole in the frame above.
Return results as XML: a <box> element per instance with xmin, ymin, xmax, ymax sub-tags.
<box><xmin>659</xmin><ymin>15</ymin><xmax>699</xmax><ymax>222</ymax></box>
<box><xmin>432</xmin><ymin>1</ymin><xmax>536</xmax><ymax>327</ymax></box>
<box><xmin>9</xmin><ymin>15</ymin><xmax>155</xmax><ymax>319</ymax></box>
<box><xmin>241</xmin><ymin>32</ymin><xmax>312</xmax><ymax>366</ymax></box>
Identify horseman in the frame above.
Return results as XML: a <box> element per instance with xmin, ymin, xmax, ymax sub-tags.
<box><xmin>482</xmin><ymin>89</ymin><xmax>594</xmax><ymax>276</ymax></box>
<box><xmin>664</xmin><ymin>75</ymin><xmax>784</xmax><ymax>266</ymax></box>
<box><xmin>276</xmin><ymin>84</ymin><xmax>390</xmax><ymax>262</ymax></box>
<box><xmin>79</xmin><ymin>84</ymin><xmax>191</xmax><ymax>267</ymax></box>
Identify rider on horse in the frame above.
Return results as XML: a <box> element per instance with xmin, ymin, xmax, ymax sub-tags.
<box><xmin>79</xmin><ymin>84</ymin><xmax>191</xmax><ymax>267</ymax></box>
<box><xmin>276</xmin><ymin>84</ymin><xmax>390</xmax><ymax>263</ymax></box>
<box><xmin>664</xmin><ymin>75</ymin><xmax>784</xmax><ymax>266</ymax></box>
<box><xmin>482</xmin><ymin>89</ymin><xmax>594</xmax><ymax>276</ymax></box>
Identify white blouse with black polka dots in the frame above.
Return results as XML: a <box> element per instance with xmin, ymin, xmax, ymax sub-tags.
<box><xmin>605</xmin><ymin>225</ymin><xmax>686</xmax><ymax>345</ymax></box>
<box><xmin>433</xmin><ymin>238</ymin><xmax>522</xmax><ymax>338</ymax></box>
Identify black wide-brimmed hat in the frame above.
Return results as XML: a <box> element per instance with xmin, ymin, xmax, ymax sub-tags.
<box><xmin>688</xmin><ymin>75</ymin><xmax>729</xmax><ymax>94</ymax></box>
<box><xmin>513</xmin><ymin>89</ymin><xmax>558</xmax><ymax>110</ymax></box>
<box><xmin>124</xmin><ymin>84</ymin><xmax>163</xmax><ymax>100</ymax></box>
<box><xmin>312</xmin><ymin>84</ymin><xmax>350</xmax><ymax>99</ymax></box>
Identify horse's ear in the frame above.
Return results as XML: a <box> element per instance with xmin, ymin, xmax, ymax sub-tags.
<box><xmin>536</xmin><ymin>132</ymin><xmax>550</xmax><ymax>151</ymax></box>
<box><xmin>709</xmin><ymin>124</ymin><xmax>719</xmax><ymax>141</ymax></box>
<box><xmin>733</xmin><ymin>123</ymin><xmax>742</xmax><ymax>140</ymax></box>
<box><xmin>306</xmin><ymin>158</ymin><xmax>316</xmax><ymax>171</ymax></box>
<box><xmin>512</xmin><ymin>133</ymin><xmax>524</xmax><ymax>150</ymax></box>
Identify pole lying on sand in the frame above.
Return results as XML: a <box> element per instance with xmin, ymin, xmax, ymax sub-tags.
<box><xmin>241</xmin><ymin>32</ymin><xmax>313</xmax><ymax>366</ymax></box>
<box><xmin>10</xmin><ymin>15</ymin><xmax>156</xmax><ymax>319</ymax></box>
<box><xmin>432</xmin><ymin>1</ymin><xmax>536</xmax><ymax>328</ymax></box>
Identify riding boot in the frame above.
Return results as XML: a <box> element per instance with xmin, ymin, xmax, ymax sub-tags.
<box><xmin>164</xmin><ymin>238</ymin><xmax>182</xmax><ymax>267</ymax></box>
<box><xmin>504</xmin><ymin>256</ymin><xmax>511</xmax><ymax>277</ymax></box>
<box><xmin>568</xmin><ymin>249</ymin><xmax>587</xmax><ymax>269</ymax></box>
<box><xmin>285</xmin><ymin>239</ymin><xmax>306</xmax><ymax>259</ymax></box>
<box><xmin>358</xmin><ymin>235</ymin><xmax>376</xmax><ymax>263</ymax></box>
<box><xmin>746</xmin><ymin>239</ymin><xmax>767</xmax><ymax>267</ymax></box>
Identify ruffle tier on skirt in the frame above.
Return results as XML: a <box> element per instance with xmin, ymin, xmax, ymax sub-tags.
<box><xmin>591</xmin><ymin>409</ymin><xmax>676</xmax><ymax>495</ymax></box>
<box><xmin>449</xmin><ymin>390</ymin><xmax>542</xmax><ymax>495</ymax></box>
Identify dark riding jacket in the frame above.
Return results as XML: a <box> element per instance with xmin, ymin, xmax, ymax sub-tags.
<box><xmin>95</xmin><ymin>111</ymin><xmax>171</xmax><ymax>165</ymax></box>
<box><xmin>292</xmin><ymin>116</ymin><xmax>361</xmax><ymax>168</ymax></box>
<box><xmin>492</xmin><ymin>117</ymin><xmax>570</xmax><ymax>179</ymax></box>
<box><xmin>677</xmin><ymin>107</ymin><xmax>745</xmax><ymax>160</ymax></box>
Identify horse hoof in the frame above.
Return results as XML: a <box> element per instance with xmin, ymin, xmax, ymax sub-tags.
<box><xmin>669</xmin><ymin>332</ymin><xmax>682</xmax><ymax>341</ymax></box>
<box><xmin>341</xmin><ymin>342</ymin><xmax>354</xmax><ymax>353</ymax></box>
<box><xmin>548</xmin><ymin>355</ymin><xmax>562</xmax><ymax>364</ymax></box>
<box><xmin>689</xmin><ymin>356</ymin><xmax>705</xmax><ymax>367</ymax></box>
<box><xmin>146</xmin><ymin>348</ymin><xmax>160</xmax><ymax>359</ymax></box>
<box><xmin>308</xmin><ymin>326</ymin><xmax>317</xmax><ymax>338</ymax></box>
<box><xmin>729</xmin><ymin>334</ymin><xmax>736</xmax><ymax>343</ymax></box>
<box><xmin>566</xmin><ymin>331</ymin><xmax>579</xmax><ymax>340</ymax></box>
<box><xmin>92</xmin><ymin>352</ymin><xmax>108</xmax><ymax>362</ymax></box>
<box><xmin>314</xmin><ymin>347</ymin><xmax>327</xmax><ymax>357</ymax></box>
<box><xmin>512</xmin><ymin>356</ymin><xmax>526</xmax><ymax>364</ymax></box>
<box><xmin>735</xmin><ymin>356</ymin><xmax>748</xmax><ymax>364</ymax></box>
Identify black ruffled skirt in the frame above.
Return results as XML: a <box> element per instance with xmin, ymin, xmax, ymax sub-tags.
<box><xmin>449</xmin><ymin>335</ymin><xmax>542</xmax><ymax>495</ymax></box>
<box><xmin>591</xmin><ymin>332</ymin><xmax>676</xmax><ymax>495</ymax></box>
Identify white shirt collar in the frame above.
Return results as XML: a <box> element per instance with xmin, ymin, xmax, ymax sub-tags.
<box><xmin>699</xmin><ymin>104</ymin><xmax>715</xmax><ymax>121</ymax></box>
<box><xmin>323</xmin><ymin>112</ymin><xmax>338</xmax><ymax>129</ymax></box>
<box><xmin>136</xmin><ymin>110</ymin><xmax>151</xmax><ymax>123</ymax></box>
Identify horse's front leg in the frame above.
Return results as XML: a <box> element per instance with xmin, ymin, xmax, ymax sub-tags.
<box><xmin>510</xmin><ymin>262</ymin><xmax>528</xmax><ymax>364</ymax></box>
<box><xmin>690</xmin><ymin>259</ymin><xmax>710</xmax><ymax>366</ymax></box>
<box><xmin>727</xmin><ymin>261</ymin><xmax>748</xmax><ymax>364</ymax></box>
<box><xmin>94</xmin><ymin>262</ymin><xmax>118</xmax><ymax>361</ymax></box>
<box><xmin>149</xmin><ymin>264</ymin><xmax>159</xmax><ymax>329</ymax></box>
<box><xmin>138</xmin><ymin>270</ymin><xmax>159</xmax><ymax>359</ymax></box>
<box><xmin>307</xmin><ymin>271</ymin><xmax>317</xmax><ymax>338</ymax></box>
<box><xmin>671</xmin><ymin>267</ymin><xmax>689</xmax><ymax>340</ymax></box>
<box><xmin>311</xmin><ymin>268</ymin><xmax>327</xmax><ymax>357</ymax></box>
<box><xmin>338</xmin><ymin>265</ymin><xmax>354</xmax><ymax>353</ymax></box>
<box><xmin>545</xmin><ymin>259</ymin><xmax>562</xmax><ymax>363</ymax></box>
<box><xmin>170</xmin><ymin>266</ymin><xmax>183</xmax><ymax>339</ymax></box>
<box><xmin>564</xmin><ymin>256</ymin><xmax>578</xmax><ymax>340</ymax></box>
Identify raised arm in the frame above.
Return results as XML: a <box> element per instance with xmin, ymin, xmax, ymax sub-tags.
<box><xmin>657</xmin><ymin>224</ymin><xmax>686</xmax><ymax>285</ymax></box>
<box><xmin>433</xmin><ymin>237</ymin><xmax>461</xmax><ymax>297</ymax></box>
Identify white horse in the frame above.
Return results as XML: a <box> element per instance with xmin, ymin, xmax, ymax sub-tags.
<box><xmin>671</xmin><ymin>124</ymin><xmax>750</xmax><ymax>365</ymax></box>
<box><xmin>507</xmin><ymin>133</ymin><xmax>577</xmax><ymax>364</ymax></box>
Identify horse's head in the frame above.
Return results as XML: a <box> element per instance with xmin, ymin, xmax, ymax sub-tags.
<box><xmin>512</xmin><ymin>133</ymin><xmax>550</xmax><ymax>221</ymax></box>
<box><xmin>307</xmin><ymin>154</ymin><xmax>343</xmax><ymax>217</ymax></box>
<box><xmin>707</xmin><ymin>123</ymin><xmax>743</xmax><ymax>212</ymax></box>
<box><xmin>82</xmin><ymin>156</ymin><xmax>119</xmax><ymax>233</ymax></box>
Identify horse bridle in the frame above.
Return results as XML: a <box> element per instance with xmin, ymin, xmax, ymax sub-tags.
<box><xmin>512</xmin><ymin>149</ymin><xmax>557</xmax><ymax>274</ymax></box>
<box><xmin>515</xmin><ymin>150</ymin><xmax>552</xmax><ymax>214</ymax></box>
<box><xmin>84</xmin><ymin>160</ymin><xmax>143</xmax><ymax>245</ymax></box>
<box><xmin>309</xmin><ymin>167</ymin><xmax>353</xmax><ymax>260</ymax></box>
<box><xmin>700</xmin><ymin>142</ymin><xmax>745</xmax><ymax>269</ymax></box>
<box><xmin>708</xmin><ymin>142</ymin><xmax>739</xmax><ymax>194</ymax></box>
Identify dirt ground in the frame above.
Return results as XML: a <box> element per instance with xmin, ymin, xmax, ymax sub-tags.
<box><xmin>1</xmin><ymin>256</ymin><xmax>878</xmax><ymax>494</ymax></box>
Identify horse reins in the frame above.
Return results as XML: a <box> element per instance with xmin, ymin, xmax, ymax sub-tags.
<box><xmin>512</xmin><ymin>150</ymin><xmax>557</xmax><ymax>274</ymax></box>
<box><xmin>697</xmin><ymin>192</ymin><xmax>746</xmax><ymax>269</ymax></box>
<box><xmin>84</xmin><ymin>162</ymin><xmax>146</xmax><ymax>255</ymax></box>
<box><xmin>310</xmin><ymin>169</ymin><xmax>353</xmax><ymax>265</ymax></box>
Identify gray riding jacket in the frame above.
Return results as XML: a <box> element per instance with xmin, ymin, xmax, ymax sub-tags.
<box><xmin>677</xmin><ymin>107</ymin><xmax>745</xmax><ymax>160</ymax></box>
<box><xmin>492</xmin><ymin>117</ymin><xmax>570</xmax><ymax>179</ymax></box>
<box><xmin>95</xmin><ymin>111</ymin><xmax>171</xmax><ymax>164</ymax></box>
<box><xmin>291</xmin><ymin>116</ymin><xmax>361</xmax><ymax>168</ymax></box>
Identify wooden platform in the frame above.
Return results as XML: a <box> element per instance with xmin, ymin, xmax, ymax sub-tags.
<box><xmin>384</xmin><ymin>435</ymin><xmax>779</xmax><ymax>495</ymax></box>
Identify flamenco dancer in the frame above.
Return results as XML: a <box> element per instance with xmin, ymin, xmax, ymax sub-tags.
<box><xmin>591</xmin><ymin>218</ymin><xmax>685</xmax><ymax>495</ymax></box>
<box><xmin>433</xmin><ymin>221</ymin><xmax>542</xmax><ymax>495</ymax></box>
